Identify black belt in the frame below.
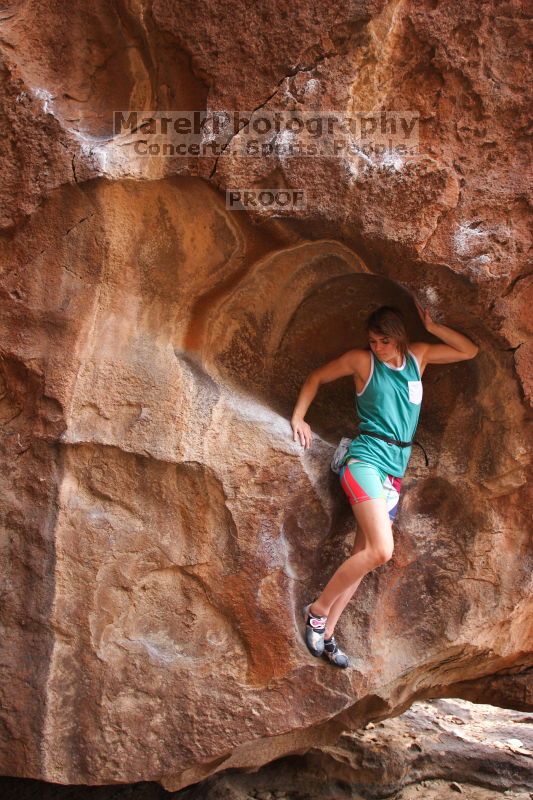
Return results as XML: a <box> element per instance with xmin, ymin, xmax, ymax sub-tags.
<box><xmin>357</xmin><ymin>429</ymin><xmax>429</xmax><ymax>467</ymax></box>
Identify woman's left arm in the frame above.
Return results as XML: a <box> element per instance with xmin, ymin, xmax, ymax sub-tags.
<box><xmin>412</xmin><ymin>301</ymin><xmax>479</xmax><ymax>369</ymax></box>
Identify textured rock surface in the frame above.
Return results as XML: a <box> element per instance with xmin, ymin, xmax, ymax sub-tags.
<box><xmin>0</xmin><ymin>0</ymin><xmax>531</xmax><ymax>792</ymax></box>
<box><xmin>1</xmin><ymin>698</ymin><xmax>531</xmax><ymax>798</ymax></box>
<box><xmin>176</xmin><ymin>698</ymin><xmax>533</xmax><ymax>798</ymax></box>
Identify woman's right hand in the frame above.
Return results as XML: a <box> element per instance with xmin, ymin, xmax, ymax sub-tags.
<box><xmin>291</xmin><ymin>418</ymin><xmax>313</xmax><ymax>449</ymax></box>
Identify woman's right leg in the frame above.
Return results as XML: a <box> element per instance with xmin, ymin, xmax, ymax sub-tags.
<box><xmin>310</xmin><ymin>496</ymin><xmax>394</xmax><ymax>618</ymax></box>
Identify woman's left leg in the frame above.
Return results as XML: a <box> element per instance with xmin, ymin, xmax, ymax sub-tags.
<box><xmin>310</xmin><ymin>495</ymin><xmax>393</xmax><ymax>617</ymax></box>
<box><xmin>316</xmin><ymin>461</ymin><xmax>401</xmax><ymax>628</ymax></box>
<box><xmin>303</xmin><ymin>461</ymin><xmax>400</xmax><ymax>660</ymax></box>
<box><xmin>324</xmin><ymin>520</ymin><xmax>367</xmax><ymax>639</ymax></box>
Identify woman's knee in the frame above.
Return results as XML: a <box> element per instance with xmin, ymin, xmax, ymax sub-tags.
<box><xmin>351</xmin><ymin>501</ymin><xmax>393</xmax><ymax>565</ymax></box>
<box><xmin>369</xmin><ymin>544</ymin><xmax>394</xmax><ymax>566</ymax></box>
<box><xmin>345</xmin><ymin>544</ymin><xmax>392</xmax><ymax>574</ymax></box>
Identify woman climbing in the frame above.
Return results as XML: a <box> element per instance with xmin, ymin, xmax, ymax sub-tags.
<box><xmin>290</xmin><ymin>303</ymin><xmax>479</xmax><ymax>669</ymax></box>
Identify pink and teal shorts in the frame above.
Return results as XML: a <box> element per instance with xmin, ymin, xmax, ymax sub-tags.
<box><xmin>339</xmin><ymin>458</ymin><xmax>402</xmax><ymax>521</ymax></box>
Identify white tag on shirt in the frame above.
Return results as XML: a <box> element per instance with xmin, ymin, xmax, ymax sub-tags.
<box><xmin>408</xmin><ymin>380</ymin><xmax>423</xmax><ymax>404</ymax></box>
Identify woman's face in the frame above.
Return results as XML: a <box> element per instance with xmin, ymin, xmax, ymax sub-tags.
<box><xmin>368</xmin><ymin>331</ymin><xmax>400</xmax><ymax>362</ymax></box>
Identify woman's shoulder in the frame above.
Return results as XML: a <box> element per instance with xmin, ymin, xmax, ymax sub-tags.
<box><xmin>334</xmin><ymin>347</ymin><xmax>371</xmax><ymax>365</ymax></box>
<box><xmin>409</xmin><ymin>342</ymin><xmax>427</xmax><ymax>357</ymax></box>
<box><xmin>408</xmin><ymin>343</ymin><xmax>427</xmax><ymax>375</ymax></box>
<box><xmin>334</xmin><ymin>348</ymin><xmax>372</xmax><ymax>383</ymax></box>
<box><xmin>348</xmin><ymin>348</ymin><xmax>372</xmax><ymax>369</ymax></box>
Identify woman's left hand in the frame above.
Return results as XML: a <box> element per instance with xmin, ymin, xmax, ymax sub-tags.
<box><xmin>415</xmin><ymin>300</ymin><xmax>434</xmax><ymax>331</ymax></box>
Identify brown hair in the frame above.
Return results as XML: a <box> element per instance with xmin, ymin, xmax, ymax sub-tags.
<box><xmin>365</xmin><ymin>306</ymin><xmax>409</xmax><ymax>359</ymax></box>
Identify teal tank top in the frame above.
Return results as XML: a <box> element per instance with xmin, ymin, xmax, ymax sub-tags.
<box><xmin>346</xmin><ymin>349</ymin><xmax>423</xmax><ymax>478</ymax></box>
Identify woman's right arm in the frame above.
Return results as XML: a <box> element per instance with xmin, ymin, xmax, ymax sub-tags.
<box><xmin>291</xmin><ymin>349</ymin><xmax>366</xmax><ymax>449</ymax></box>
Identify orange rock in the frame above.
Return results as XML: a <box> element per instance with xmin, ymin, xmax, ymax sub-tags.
<box><xmin>0</xmin><ymin>0</ymin><xmax>531</xmax><ymax>791</ymax></box>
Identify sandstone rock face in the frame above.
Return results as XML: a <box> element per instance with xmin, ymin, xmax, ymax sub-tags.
<box><xmin>172</xmin><ymin>698</ymin><xmax>533</xmax><ymax>799</ymax></box>
<box><xmin>0</xmin><ymin>0</ymin><xmax>531</xmax><ymax>792</ymax></box>
<box><xmin>2</xmin><ymin>698</ymin><xmax>532</xmax><ymax>799</ymax></box>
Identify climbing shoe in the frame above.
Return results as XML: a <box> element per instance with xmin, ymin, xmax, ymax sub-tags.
<box><xmin>303</xmin><ymin>601</ymin><xmax>328</xmax><ymax>657</ymax></box>
<box><xmin>323</xmin><ymin>635</ymin><xmax>350</xmax><ymax>668</ymax></box>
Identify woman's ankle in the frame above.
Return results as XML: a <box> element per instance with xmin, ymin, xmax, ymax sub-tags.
<box><xmin>310</xmin><ymin>601</ymin><xmax>328</xmax><ymax>617</ymax></box>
